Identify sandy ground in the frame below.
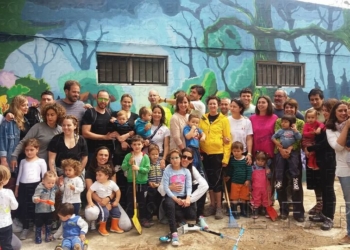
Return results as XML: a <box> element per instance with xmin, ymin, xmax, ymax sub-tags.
<box><xmin>19</xmin><ymin>180</ymin><xmax>349</xmax><ymax>250</ymax></box>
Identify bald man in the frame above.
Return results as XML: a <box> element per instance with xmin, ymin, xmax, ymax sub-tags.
<box><xmin>148</xmin><ymin>90</ymin><xmax>172</xmax><ymax>127</ymax></box>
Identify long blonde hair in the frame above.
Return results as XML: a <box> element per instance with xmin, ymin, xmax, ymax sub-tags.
<box><xmin>10</xmin><ymin>95</ymin><xmax>28</xmax><ymax>131</ymax></box>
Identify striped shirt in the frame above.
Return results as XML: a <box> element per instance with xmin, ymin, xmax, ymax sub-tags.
<box><xmin>148</xmin><ymin>161</ymin><xmax>163</xmax><ymax>184</ymax></box>
<box><xmin>227</xmin><ymin>156</ymin><xmax>252</xmax><ymax>184</ymax></box>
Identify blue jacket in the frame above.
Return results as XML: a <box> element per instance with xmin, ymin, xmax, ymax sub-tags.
<box><xmin>32</xmin><ymin>182</ymin><xmax>58</xmax><ymax>213</ymax></box>
<box><xmin>0</xmin><ymin>119</ymin><xmax>21</xmax><ymax>165</ymax></box>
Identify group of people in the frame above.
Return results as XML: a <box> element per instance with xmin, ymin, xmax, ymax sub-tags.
<box><xmin>0</xmin><ymin>79</ymin><xmax>350</xmax><ymax>249</ymax></box>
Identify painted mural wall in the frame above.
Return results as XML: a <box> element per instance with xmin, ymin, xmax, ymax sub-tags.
<box><xmin>0</xmin><ymin>0</ymin><xmax>350</xmax><ymax>113</ymax></box>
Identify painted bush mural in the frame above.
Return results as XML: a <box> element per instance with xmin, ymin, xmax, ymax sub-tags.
<box><xmin>0</xmin><ymin>0</ymin><xmax>349</xmax><ymax>113</ymax></box>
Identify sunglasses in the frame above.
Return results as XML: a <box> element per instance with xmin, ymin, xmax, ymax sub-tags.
<box><xmin>181</xmin><ymin>155</ymin><xmax>193</xmax><ymax>160</ymax></box>
<box><xmin>97</xmin><ymin>97</ymin><xmax>109</xmax><ymax>102</ymax></box>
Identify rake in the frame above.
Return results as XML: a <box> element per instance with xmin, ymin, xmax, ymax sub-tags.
<box><xmin>223</xmin><ymin>179</ymin><xmax>239</xmax><ymax>228</ymax></box>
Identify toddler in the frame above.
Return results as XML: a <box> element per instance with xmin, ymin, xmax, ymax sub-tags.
<box><xmin>302</xmin><ymin>109</ymin><xmax>324</xmax><ymax>170</ymax></box>
<box><xmin>110</xmin><ymin>110</ymin><xmax>135</xmax><ymax>137</ymax></box>
<box><xmin>251</xmin><ymin>151</ymin><xmax>270</xmax><ymax>219</ymax></box>
<box><xmin>53</xmin><ymin>203</ymin><xmax>88</xmax><ymax>250</ymax></box>
<box><xmin>226</xmin><ymin>141</ymin><xmax>252</xmax><ymax>219</ymax></box>
<box><xmin>15</xmin><ymin>138</ymin><xmax>47</xmax><ymax>240</ymax></box>
<box><xmin>135</xmin><ymin>107</ymin><xmax>152</xmax><ymax>138</ymax></box>
<box><xmin>59</xmin><ymin>159</ymin><xmax>84</xmax><ymax>216</ymax></box>
<box><xmin>0</xmin><ymin>165</ymin><xmax>19</xmax><ymax>250</ymax></box>
<box><xmin>146</xmin><ymin>144</ymin><xmax>163</xmax><ymax>223</ymax></box>
<box><xmin>272</xmin><ymin>115</ymin><xmax>302</xmax><ymax>190</ymax></box>
<box><xmin>32</xmin><ymin>170</ymin><xmax>58</xmax><ymax>243</ymax></box>
<box><xmin>86</xmin><ymin>165</ymin><xmax>124</xmax><ymax>236</ymax></box>
<box><xmin>121</xmin><ymin>135</ymin><xmax>151</xmax><ymax>228</ymax></box>
<box><xmin>183</xmin><ymin>111</ymin><xmax>205</xmax><ymax>174</ymax></box>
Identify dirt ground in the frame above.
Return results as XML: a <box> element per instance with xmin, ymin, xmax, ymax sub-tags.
<box><xmin>21</xmin><ymin>180</ymin><xmax>348</xmax><ymax>250</ymax></box>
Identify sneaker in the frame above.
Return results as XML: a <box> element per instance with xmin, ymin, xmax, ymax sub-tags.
<box><xmin>12</xmin><ymin>219</ymin><xmax>23</xmax><ymax>233</ymax></box>
<box><xmin>51</xmin><ymin>220</ymin><xmax>59</xmax><ymax>230</ymax></box>
<box><xmin>90</xmin><ymin>220</ymin><xmax>96</xmax><ymax>231</ymax></box>
<box><xmin>171</xmin><ymin>233</ymin><xmax>179</xmax><ymax>246</ymax></box>
<box><xmin>339</xmin><ymin>235</ymin><xmax>350</xmax><ymax>245</ymax></box>
<box><xmin>275</xmin><ymin>181</ymin><xmax>282</xmax><ymax>190</ymax></box>
<box><xmin>20</xmin><ymin>229</ymin><xmax>29</xmax><ymax>240</ymax></box>
<box><xmin>280</xmin><ymin>214</ymin><xmax>288</xmax><ymax>220</ymax></box>
<box><xmin>159</xmin><ymin>233</ymin><xmax>172</xmax><ymax>243</ymax></box>
<box><xmin>141</xmin><ymin>219</ymin><xmax>153</xmax><ymax>228</ymax></box>
<box><xmin>73</xmin><ymin>243</ymin><xmax>82</xmax><ymax>250</ymax></box>
<box><xmin>198</xmin><ymin>216</ymin><xmax>208</xmax><ymax>229</ymax></box>
<box><xmin>203</xmin><ymin>205</ymin><xmax>216</xmax><ymax>217</ymax></box>
<box><xmin>293</xmin><ymin>178</ymin><xmax>299</xmax><ymax>191</ymax></box>
<box><xmin>215</xmin><ymin>208</ymin><xmax>224</xmax><ymax>220</ymax></box>
<box><xmin>309</xmin><ymin>213</ymin><xmax>325</xmax><ymax>222</ymax></box>
<box><xmin>321</xmin><ymin>217</ymin><xmax>333</xmax><ymax>231</ymax></box>
<box><xmin>308</xmin><ymin>201</ymin><xmax>323</xmax><ymax>215</ymax></box>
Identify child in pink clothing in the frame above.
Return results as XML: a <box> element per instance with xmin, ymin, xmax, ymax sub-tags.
<box><xmin>302</xmin><ymin>110</ymin><xmax>324</xmax><ymax>170</ymax></box>
<box><xmin>251</xmin><ymin>151</ymin><xmax>271</xmax><ymax>219</ymax></box>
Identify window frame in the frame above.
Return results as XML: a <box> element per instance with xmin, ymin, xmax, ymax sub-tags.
<box><xmin>96</xmin><ymin>52</ymin><xmax>168</xmax><ymax>86</ymax></box>
<box><xmin>256</xmin><ymin>61</ymin><xmax>305</xmax><ymax>88</ymax></box>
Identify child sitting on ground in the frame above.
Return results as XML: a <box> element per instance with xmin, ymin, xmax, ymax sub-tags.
<box><xmin>86</xmin><ymin>165</ymin><xmax>124</xmax><ymax>236</ymax></box>
<box><xmin>251</xmin><ymin>151</ymin><xmax>271</xmax><ymax>219</ymax></box>
<box><xmin>32</xmin><ymin>170</ymin><xmax>58</xmax><ymax>244</ymax></box>
<box><xmin>272</xmin><ymin>115</ymin><xmax>302</xmax><ymax>190</ymax></box>
<box><xmin>226</xmin><ymin>141</ymin><xmax>252</xmax><ymax>219</ymax></box>
<box><xmin>135</xmin><ymin>107</ymin><xmax>152</xmax><ymax>139</ymax></box>
<box><xmin>53</xmin><ymin>203</ymin><xmax>88</xmax><ymax>250</ymax></box>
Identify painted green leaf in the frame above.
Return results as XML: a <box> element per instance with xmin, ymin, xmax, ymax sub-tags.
<box><xmin>15</xmin><ymin>75</ymin><xmax>50</xmax><ymax>101</ymax></box>
<box><xmin>216</xmin><ymin>91</ymin><xmax>231</xmax><ymax>99</ymax></box>
<box><xmin>6</xmin><ymin>84</ymin><xmax>30</xmax><ymax>99</ymax></box>
<box><xmin>228</xmin><ymin>58</ymin><xmax>254</xmax><ymax>92</ymax></box>
<box><xmin>0</xmin><ymin>85</ymin><xmax>8</xmax><ymax>96</ymax></box>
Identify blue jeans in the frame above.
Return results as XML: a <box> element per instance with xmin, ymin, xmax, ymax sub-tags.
<box><xmin>338</xmin><ymin>176</ymin><xmax>350</xmax><ymax>235</ymax></box>
<box><xmin>62</xmin><ymin>236</ymin><xmax>83</xmax><ymax>249</ymax></box>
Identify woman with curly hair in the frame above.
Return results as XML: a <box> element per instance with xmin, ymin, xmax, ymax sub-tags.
<box><xmin>10</xmin><ymin>102</ymin><xmax>66</xmax><ymax>168</ymax></box>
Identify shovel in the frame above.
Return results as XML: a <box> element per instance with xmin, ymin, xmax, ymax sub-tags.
<box><xmin>132</xmin><ymin>170</ymin><xmax>142</xmax><ymax>234</ymax></box>
<box><xmin>266</xmin><ymin>179</ymin><xmax>278</xmax><ymax>221</ymax></box>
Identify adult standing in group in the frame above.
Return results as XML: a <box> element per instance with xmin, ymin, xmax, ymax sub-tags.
<box><xmin>10</xmin><ymin>103</ymin><xmax>65</xmax><ymax>166</ymax></box>
<box><xmin>148</xmin><ymin>90</ymin><xmax>172</xmax><ymax>127</ymax></box>
<box><xmin>274</xmin><ymin>98</ymin><xmax>305</xmax><ymax>222</ymax></box>
<box><xmin>81</xmin><ymin>90</ymin><xmax>117</xmax><ymax>161</ymax></box>
<box><xmin>200</xmin><ymin>96</ymin><xmax>231</xmax><ymax>220</ymax></box>
<box><xmin>325</xmin><ymin>101</ymin><xmax>350</xmax><ymax>244</ymax></box>
<box><xmin>85</xmin><ymin>146</ymin><xmax>116</xmax><ymax>230</ymax></box>
<box><xmin>273</xmin><ymin>89</ymin><xmax>304</xmax><ymax>120</ymax></box>
<box><xmin>48</xmin><ymin>115</ymin><xmax>88</xmax><ymax>175</ymax></box>
<box><xmin>26</xmin><ymin>90</ymin><xmax>55</xmax><ymax>128</ymax></box>
<box><xmin>56</xmin><ymin>80</ymin><xmax>87</xmax><ymax>121</ymax></box>
<box><xmin>306</xmin><ymin>88</ymin><xmax>325</xmax><ymax>216</ymax></box>
<box><xmin>220</xmin><ymin>98</ymin><xmax>231</xmax><ymax>116</ymax></box>
<box><xmin>169</xmin><ymin>93</ymin><xmax>191</xmax><ymax>151</ymax></box>
<box><xmin>0</xmin><ymin>95</ymin><xmax>29</xmax><ymax>172</ymax></box>
<box><xmin>150</xmin><ymin>105</ymin><xmax>170</xmax><ymax>167</ymax></box>
<box><xmin>240</xmin><ymin>88</ymin><xmax>255</xmax><ymax>118</ymax></box>
<box><xmin>161</xmin><ymin>85</ymin><xmax>206</xmax><ymax>116</ymax></box>
<box><xmin>111</xmin><ymin>94</ymin><xmax>139</xmax><ymax>208</ymax></box>
<box><xmin>307</xmin><ymin>99</ymin><xmax>337</xmax><ymax>231</ymax></box>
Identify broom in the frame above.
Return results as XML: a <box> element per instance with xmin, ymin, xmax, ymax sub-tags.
<box><xmin>223</xmin><ymin>179</ymin><xmax>239</xmax><ymax>228</ymax></box>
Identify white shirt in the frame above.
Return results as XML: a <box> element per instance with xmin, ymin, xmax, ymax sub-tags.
<box><xmin>60</xmin><ymin>176</ymin><xmax>84</xmax><ymax>203</ymax></box>
<box><xmin>191</xmin><ymin>100</ymin><xmax>206</xmax><ymax>116</ymax></box>
<box><xmin>90</xmin><ymin>180</ymin><xmax>119</xmax><ymax>198</ymax></box>
<box><xmin>150</xmin><ymin>124</ymin><xmax>170</xmax><ymax>154</ymax></box>
<box><xmin>0</xmin><ymin>188</ymin><xmax>18</xmax><ymax>228</ymax></box>
<box><xmin>228</xmin><ymin>116</ymin><xmax>253</xmax><ymax>152</ymax></box>
<box><xmin>16</xmin><ymin>158</ymin><xmax>47</xmax><ymax>185</ymax></box>
<box><xmin>326</xmin><ymin>129</ymin><xmax>350</xmax><ymax>177</ymax></box>
<box><xmin>243</xmin><ymin>103</ymin><xmax>256</xmax><ymax>118</ymax></box>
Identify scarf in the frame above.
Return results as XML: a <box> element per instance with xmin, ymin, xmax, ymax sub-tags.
<box><xmin>335</xmin><ymin>121</ymin><xmax>347</xmax><ymax>132</ymax></box>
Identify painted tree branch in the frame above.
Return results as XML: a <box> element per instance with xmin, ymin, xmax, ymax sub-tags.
<box><xmin>219</xmin><ymin>0</ymin><xmax>254</xmax><ymax>22</ymax></box>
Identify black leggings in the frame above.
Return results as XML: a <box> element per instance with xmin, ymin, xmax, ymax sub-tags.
<box><xmin>320</xmin><ymin>166</ymin><xmax>336</xmax><ymax>219</ymax></box>
<box><xmin>35</xmin><ymin>212</ymin><xmax>53</xmax><ymax>228</ymax></box>
<box><xmin>202</xmin><ymin>153</ymin><xmax>223</xmax><ymax>192</ymax></box>
<box><xmin>18</xmin><ymin>182</ymin><xmax>40</xmax><ymax>229</ymax></box>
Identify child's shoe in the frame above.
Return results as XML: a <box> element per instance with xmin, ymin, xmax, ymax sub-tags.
<box><xmin>35</xmin><ymin>226</ymin><xmax>42</xmax><ymax>244</ymax></box>
<box><xmin>110</xmin><ymin>218</ymin><xmax>124</xmax><ymax>234</ymax></box>
<box><xmin>198</xmin><ymin>216</ymin><xmax>208</xmax><ymax>229</ymax></box>
<box><xmin>45</xmin><ymin>225</ymin><xmax>52</xmax><ymax>242</ymax></box>
<box><xmin>293</xmin><ymin>178</ymin><xmax>300</xmax><ymax>191</ymax></box>
<box><xmin>159</xmin><ymin>233</ymin><xmax>172</xmax><ymax>243</ymax></box>
<box><xmin>73</xmin><ymin>243</ymin><xmax>82</xmax><ymax>250</ymax></box>
<box><xmin>141</xmin><ymin>219</ymin><xmax>153</xmax><ymax>228</ymax></box>
<box><xmin>251</xmin><ymin>208</ymin><xmax>258</xmax><ymax>219</ymax></box>
<box><xmin>98</xmin><ymin>221</ymin><xmax>109</xmax><ymax>236</ymax></box>
<box><xmin>20</xmin><ymin>229</ymin><xmax>29</xmax><ymax>240</ymax></box>
<box><xmin>275</xmin><ymin>181</ymin><xmax>282</xmax><ymax>190</ymax></box>
<box><xmin>231</xmin><ymin>204</ymin><xmax>240</xmax><ymax>219</ymax></box>
<box><xmin>171</xmin><ymin>233</ymin><xmax>179</xmax><ymax>246</ymax></box>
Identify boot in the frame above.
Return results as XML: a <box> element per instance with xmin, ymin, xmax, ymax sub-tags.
<box><xmin>240</xmin><ymin>202</ymin><xmax>249</xmax><ymax>218</ymax></box>
<box><xmin>35</xmin><ymin>226</ymin><xmax>42</xmax><ymax>244</ymax></box>
<box><xmin>110</xmin><ymin>218</ymin><xmax>124</xmax><ymax>234</ymax></box>
<box><xmin>231</xmin><ymin>203</ymin><xmax>240</xmax><ymax>219</ymax></box>
<box><xmin>45</xmin><ymin>225</ymin><xmax>52</xmax><ymax>242</ymax></box>
<box><xmin>98</xmin><ymin>221</ymin><xmax>109</xmax><ymax>236</ymax></box>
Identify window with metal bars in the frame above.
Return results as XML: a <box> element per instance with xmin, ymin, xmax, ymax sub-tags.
<box><xmin>96</xmin><ymin>53</ymin><xmax>167</xmax><ymax>85</ymax></box>
<box><xmin>256</xmin><ymin>61</ymin><xmax>305</xmax><ymax>87</ymax></box>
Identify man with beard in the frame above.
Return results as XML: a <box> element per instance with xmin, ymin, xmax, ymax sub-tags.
<box><xmin>273</xmin><ymin>89</ymin><xmax>304</xmax><ymax>120</ymax></box>
<box><xmin>56</xmin><ymin>80</ymin><xmax>87</xmax><ymax>121</ymax></box>
<box><xmin>81</xmin><ymin>90</ymin><xmax>117</xmax><ymax>157</ymax></box>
